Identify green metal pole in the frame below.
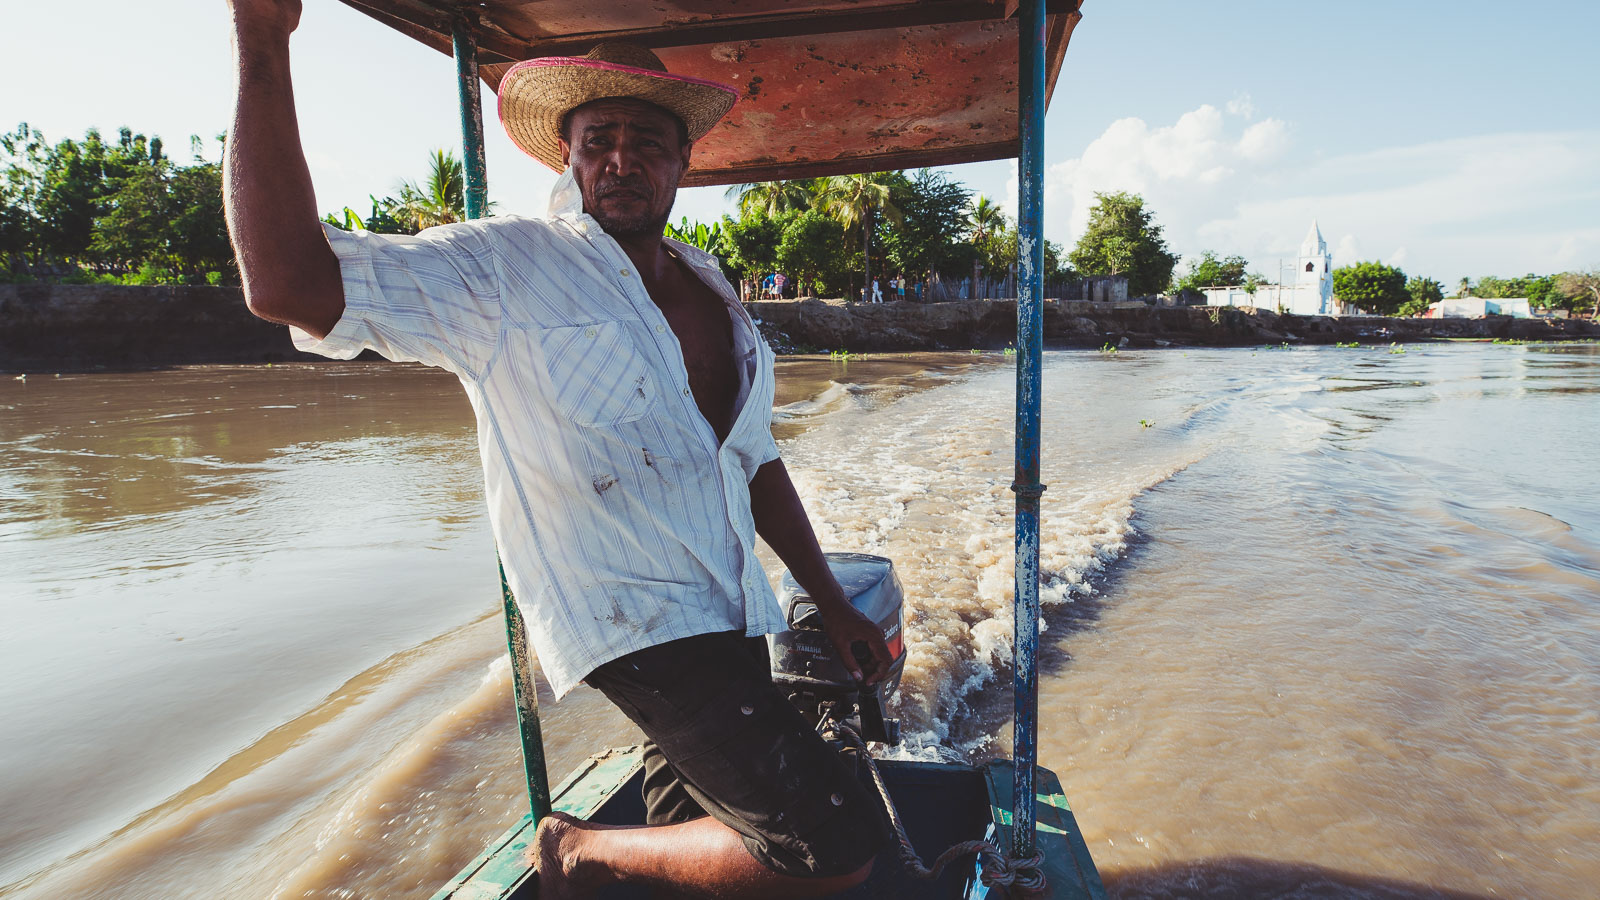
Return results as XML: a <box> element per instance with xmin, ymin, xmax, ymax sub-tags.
<box><xmin>500</xmin><ymin>561</ymin><xmax>552</xmax><ymax>821</ymax></box>
<box><xmin>453</xmin><ymin>12</ymin><xmax>550</xmax><ymax>821</ymax></box>
<box><xmin>452</xmin><ymin>11</ymin><xmax>489</xmax><ymax>221</ymax></box>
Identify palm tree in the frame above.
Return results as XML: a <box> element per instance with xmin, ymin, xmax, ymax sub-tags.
<box><xmin>817</xmin><ymin>172</ymin><xmax>901</xmax><ymax>303</ymax></box>
<box><xmin>725</xmin><ymin>179</ymin><xmax>814</xmax><ymax>218</ymax></box>
<box><xmin>389</xmin><ymin>149</ymin><xmax>467</xmax><ymax>231</ymax></box>
<box><xmin>967</xmin><ymin>194</ymin><xmax>1006</xmax><ymax>297</ymax></box>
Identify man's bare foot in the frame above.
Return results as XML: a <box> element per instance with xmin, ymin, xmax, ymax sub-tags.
<box><xmin>531</xmin><ymin>811</ymin><xmax>608</xmax><ymax>900</ymax></box>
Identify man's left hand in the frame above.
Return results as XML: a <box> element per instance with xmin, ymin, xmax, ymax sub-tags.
<box><xmin>814</xmin><ymin>591</ymin><xmax>893</xmax><ymax>685</ymax></box>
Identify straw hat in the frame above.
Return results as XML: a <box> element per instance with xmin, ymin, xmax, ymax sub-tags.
<box><xmin>499</xmin><ymin>42</ymin><xmax>739</xmax><ymax>172</ymax></box>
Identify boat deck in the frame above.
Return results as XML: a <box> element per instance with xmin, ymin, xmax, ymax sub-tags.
<box><xmin>432</xmin><ymin>747</ymin><xmax>1106</xmax><ymax>900</ymax></box>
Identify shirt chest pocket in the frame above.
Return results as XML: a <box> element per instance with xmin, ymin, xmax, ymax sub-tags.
<box><xmin>536</xmin><ymin>320</ymin><xmax>659</xmax><ymax>427</ymax></box>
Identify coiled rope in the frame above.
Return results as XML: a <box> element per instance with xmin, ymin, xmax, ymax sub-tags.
<box><xmin>831</xmin><ymin>723</ymin><xmax>1048</xmax><ymax>896</ymax></box>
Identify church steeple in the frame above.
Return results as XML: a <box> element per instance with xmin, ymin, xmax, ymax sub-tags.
<box><xmin>1300</xmin><ymin>220</ymin><xmax>1327</xmax><ymax>257</ymax></box>
<box><xmin>1295</xmin><ymin>219</ymin><xmax>1334</xmax><ymax>314</ymax></box>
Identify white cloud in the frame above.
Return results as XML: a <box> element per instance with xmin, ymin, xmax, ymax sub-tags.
<box><xmin>1238</xmin><ymin>119</ymin><xmax>1290</xmax><ymax>162</ymax></box>
<box><xmin>1333</xmin><ymin>235</ymin><xmax>1364</xmax><ymax>266</ymax></box>
<box><xmin>1039</xmin><ymin>101</ymin><xmax>1600</xmax><ymax>283</ymax></box>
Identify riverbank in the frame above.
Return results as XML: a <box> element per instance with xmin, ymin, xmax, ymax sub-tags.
<box><xmin>748</xmin><ymin>297</ymin><xmax>1599</xmax><ymax>352</ymax></box>
<box><xmin>3</xmin><ymin>284</ymin><xmax>1594</xmax><ymax>371</ymax></box>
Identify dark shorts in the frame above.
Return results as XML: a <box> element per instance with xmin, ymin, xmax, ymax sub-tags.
<box><xmin>585</xmin><ymin>631</ymin><xmax>887</xmax><ymax>878</ymax></box>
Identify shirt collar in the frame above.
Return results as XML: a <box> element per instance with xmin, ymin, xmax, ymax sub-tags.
<box><xmin>547</xmin><ymin>165</ymin><xmax>584</xmax><ymax>221</ymax></box>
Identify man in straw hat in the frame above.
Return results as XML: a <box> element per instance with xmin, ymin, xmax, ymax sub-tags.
<box><xmin>223</xmin><ymin>1</ymin><xmax>890</xmax><ymax>896</ymax></box>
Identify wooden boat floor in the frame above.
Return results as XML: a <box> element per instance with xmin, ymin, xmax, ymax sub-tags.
<box><xmin>433</xmin><ymin>747</ymin><xmax>1105</xmax><ymax>900</ymax></box>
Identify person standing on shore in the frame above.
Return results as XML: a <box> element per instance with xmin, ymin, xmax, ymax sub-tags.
<box><xmin>220</xmin><ymin>1</ymin><xmax>890</xmax><ymax>896</ymax></box>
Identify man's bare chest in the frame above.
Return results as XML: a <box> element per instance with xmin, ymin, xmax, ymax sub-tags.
<box><xmin>644</xmin><ymin>265</ymin><xmax>739</xmax><ymax>439</ymax></box>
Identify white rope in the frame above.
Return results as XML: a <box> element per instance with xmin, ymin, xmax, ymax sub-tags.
<box><xmin>832</xmin><ymin>723</ymin><xmax>1048</xmax><ymax>897</ymax></box>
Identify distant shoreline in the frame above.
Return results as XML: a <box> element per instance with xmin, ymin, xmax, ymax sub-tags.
<box><xmin>3</xmin><ymin>284</ymin><xmax>1595</xmax><ymax>373</ymax></box>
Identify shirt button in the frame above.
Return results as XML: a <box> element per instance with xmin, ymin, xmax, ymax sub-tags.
<box><xmin>740</xmin><ymin>705</ymin><xmax>754</xmax><ymax>716</ymax></box>
<box><xmin>682</xmin><ymin>388</ymin><xmax>691</xmax><ymax>397</ymax></box>
<box><xmin>655</xmin><ymin>324</ymin><xmax>666</xmax><ymax>333</ymax></box>
<box><xmin>584</xmin><ymin>327</ymin><xmax>596</xmax><ymax>338</ymax></box>
<box><xmin>831</xmin><ymin>793</ymin><xmax>844</xmax><ymax>806</ymax></box>
<box><xmin>620</xmin><ymin>268</ymin><xmax>631</xmax><ymax>277</ymax></box>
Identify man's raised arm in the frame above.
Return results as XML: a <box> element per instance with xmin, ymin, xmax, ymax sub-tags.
<box><xmin>223</xmin><ymin>0</ymin><xmax>344</xmax><ymax>339</ymax></box>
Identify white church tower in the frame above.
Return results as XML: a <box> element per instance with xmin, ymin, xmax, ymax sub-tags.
<box><xmin>1296</xmin><ymin>220</ymin><xmax>1334</xmax><ymax>315</ymax></box>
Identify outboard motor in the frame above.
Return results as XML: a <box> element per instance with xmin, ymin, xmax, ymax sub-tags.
<box><xmin>770</xmin><ymin>552</ymin><xmax>907</xmax><ymax>745</ymax></box>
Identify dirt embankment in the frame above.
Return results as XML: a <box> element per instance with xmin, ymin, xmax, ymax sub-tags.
<box><xmin>3</xmin><ymin>285</ymin><xmax>1594</xmax><ymax>371</ymax></box>
<box><xmin>748</xmin><ymin>298</ymin><xmax>1599</xmax><ymax>352</ymax></box>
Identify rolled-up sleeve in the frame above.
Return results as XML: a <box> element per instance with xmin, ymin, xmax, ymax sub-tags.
<box><xmin>291</xmin><ymin>222</ymin><xmax>502</xmax><ymax>380</ymax></box>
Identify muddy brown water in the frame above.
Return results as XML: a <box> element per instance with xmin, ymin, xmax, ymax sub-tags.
<box><xmin>1</xmin><ymin>345</ymin><xmax>1596</xmax><ymax>898</ymax></box>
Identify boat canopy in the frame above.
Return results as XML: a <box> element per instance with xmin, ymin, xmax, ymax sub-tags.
<box><xmin>335</xmin><ymin>0</ymin><xmax>1080</xmax><ymax>186</ymax></box>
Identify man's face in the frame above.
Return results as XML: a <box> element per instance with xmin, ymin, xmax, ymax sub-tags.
<box><xmin>560</xmin><ymin>98</ymin><xmax>692</xmax><ymax>238</ymax></box>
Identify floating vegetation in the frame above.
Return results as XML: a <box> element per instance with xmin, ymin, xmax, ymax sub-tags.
<box><xmin>1335</xmin><ymin>341</ymin><xmax>1360</xmax><ymax>348</ymax></box>
<box><xmin>1139</xmin><ymin>419</ymin><xmax>1154</xmax><ymax>428</ymax></box>
<box><xmin>1492</xmin><ymin>338</ymin><xmax>1531</xmax><ymax>345</ymax></box>
<box><xmin>1389</xmin><ymin>343</ymin><xmax>1407</xmax><ymax>355</ymax></box>
<box><xmin>828</xmin><ymin>349</ymin><xmax>854</xmax><ymax>362</ymax></box>
<box><xmin>1099</xmin><ymin>343</ymin><xmax>1119</xmax><ymax>355</ymax></box>
<box><xmin>1002</xmin><ymin>347</ymin><xmax>1017</xmax><ymax>358</ymax></box>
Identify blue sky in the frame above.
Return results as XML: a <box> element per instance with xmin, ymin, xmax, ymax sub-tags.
<box><xmin>3</xmin><ymin>1</ymin><xmax>1596</xmax><ymax>285</ymax></box>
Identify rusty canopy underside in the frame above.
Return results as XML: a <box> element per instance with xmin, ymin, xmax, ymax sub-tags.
<box><xmin>336</xmin><ymin>0</ymin><xmax>1081</xmax><ymax>186</ymax></box>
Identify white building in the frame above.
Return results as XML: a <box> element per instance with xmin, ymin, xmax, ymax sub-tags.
<box><xmin>1427</xmin><ymin>297</ymin><xmax>1532</xmax><ymax>318</ymax></box>
<box><xmin>1203</xmin><ymin>221</ymin><xmax>1357</xmax><ymax>316</ymax></box>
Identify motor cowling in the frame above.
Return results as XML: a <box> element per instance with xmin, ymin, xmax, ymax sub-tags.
<box><xmin>770</xmin><ymin>552</ymin><xmax>906</xmax><ymax>744</ymax></box>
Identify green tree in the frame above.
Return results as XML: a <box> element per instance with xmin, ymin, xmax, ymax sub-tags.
<box><xmin>322</xmin><ymin>194</ymin><xmax>411</xmax><ymax>235</ymax></box>
<box><xmin>1332</xmin><ymin>261</ymin><xmax>1408</xmax><ymax>316</ymax></box>
<box><xmin>387</xmin><ymin>149</ymin><xmax>469</xmax><ymax>231</ymax></box>
<box><xmin>664</xmin><ymin>215</ymin><xmax>725</xmax><ymax>253</ymax></box>
<box><xmin>725</xmin><ymin>178</ymin><xmax>816</xmax><ymax>218</ymax></box>
<box><xmin>1557</xmin><ymin>269</ymin><xmax>1600</xmax><ymax>318</ymax></box>
<box><xmin>817</xmin><ymin>172</ymin><xmax>902</xmax><ymax>303</ymax></box>
<box><xmin>1173</xmin><ymin>250</ymin><xmax>1249</xmax><ymax>295</ymax></box>
<box><xmin>720</xmin><ymin>209</ymin><xmax>787</xmax><ymax>283</ymax></box>
<box><xmin>1068</xmin><ymin>191</ymin><xmax>1178</xmax><ymax>297</ymax></box>
<box><xmin>89</xmin><ymin>133</ymin><xmax>172</xmax><ymax>273</ymax></box>
<box><xmin>880</xmin><ymin>168</ymin><xmax>970</xmax><ymax>297</ymax></box>
<box><xmin>774</xmin><ymin>210</ymin><xmax>845</xmax><ymax>297</ymax></box>
<box><xmin>1399</xmin><ymin>275</ymin><xmax>1443</xmax><ymax>317</ymax></box>
<box><xmin>965</xmin><ymin>194</ymin><xmax>1006</xmax><ymax>292</ymax></box>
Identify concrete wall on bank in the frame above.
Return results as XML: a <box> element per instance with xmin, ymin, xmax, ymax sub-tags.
<box><xmin>0</xmin><ymin>283</ymin><xmax>319</xmax><ymax>370</ymax></box>
<box><xmin>3</xmin><ymin>285</ymin><xmax>1594</xmax><ymax>371</ymax></box>
<box><xmin>747</xmin><ymin>298</ymin><xmax>1598</xmax><ymax>353</ymax></box>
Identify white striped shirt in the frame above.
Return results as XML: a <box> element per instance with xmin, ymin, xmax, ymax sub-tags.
<box><xmin>290</xmin><ymin>170</ymin><xmax>786</xmax><ymax>697</ymax></box>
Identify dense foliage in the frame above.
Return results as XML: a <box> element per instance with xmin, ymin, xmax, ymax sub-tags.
<box><xmin>2</xmin><ymin>124</ymin><xmax>233</xmax><ymax>284</ymax></box>
<box><xmin>1556</xmin><ymin>270</ymin><xmax>1600</xmax><ymax>317</ymax></box>
<box><xmin>1068</xmin><ymin>191</ymin><xmax>1180</xmax><ymax>297</ymax></box>
<box><xmin>1456</xmin><ymin>272</ymin><xmax>1589</xmax><ymax>312</ymax></box>
<box><xmin>1399</xmin><ymin>276</ymin><xmax>1444</xmax><ymax>317</ymax></box>
<box><xmin>1332</xmin><ymin>261</ymin><xmax>1409</xmax><ymax>316</ymax></box>
<box><xmin>717</xmin><ymin>169</ymin><xmax>1067</xmax><ymax>299</ymax></box>
<box><xmin>1172</xmin><ymin>250</ymin><xmax>1251</xmax><ymax>296</ymax></box>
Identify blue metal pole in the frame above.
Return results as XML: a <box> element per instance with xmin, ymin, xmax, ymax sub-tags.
<box><xmin>1012</xmin><ymin>0</ymin><xmax>1048</xmax><ymax>863</ymax></box>
<box><xmin>452</xmin><ymin>12</ymin><xmax>490</xmax><ymax>221</ymax></box>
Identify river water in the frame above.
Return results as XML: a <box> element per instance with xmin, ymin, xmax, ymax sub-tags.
<box><xmin>2</xmin><ymin>344</ymin><xmax>1596</xmax><ymax>899</ymax></box>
